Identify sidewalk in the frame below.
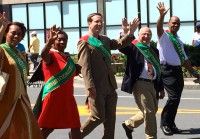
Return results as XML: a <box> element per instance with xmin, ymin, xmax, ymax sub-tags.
<box><xmin>28</xmin><ymin>71</ymin><xmax>200</xmax><ymax>90</ymax></box>
<box><xmin>183</xmin><ymin>78</ymin><xmax>200</xmax><ymax>89</ymax></box>
<box><xmin>73</xmin><ymin>76</ymin><xmax>200</xmax><ymax>90</ymax></box>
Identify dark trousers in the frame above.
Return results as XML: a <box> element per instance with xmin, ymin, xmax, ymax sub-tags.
<box><xmin>29</xmin><ymin>53</ymin><xmax>39</xmax><ymax>69</ymax></box>
<box><xmin>160</xmin><ymin>64</ymin><xmax>184</xmax><ymax>127</ymax></box>
<box><xmin>26</xmin><ymin>54</ymin><xmax>30</xmax><ymax>75</ymax></box>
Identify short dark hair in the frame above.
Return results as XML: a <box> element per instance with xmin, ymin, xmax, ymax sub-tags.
<box><xmin>6</xmin><ymin>22</ymin><xmax>26</xmax><ymax>39</ymax></box>
<box><xmin>2</xmin><ymin>22</ymin><xmax>26</xmax><ymax>43</ymax></box>
<box><xmin>58</xmin><ymin>29</ymin><xmax>68</xmax><ymax>40</ymax></box>
<box><xmin>196</xmin><ymin>24</ymin><xmax>200</xmax><ymax>29</ymax></box>
<box><xmin>87</xmin><ymin>13</ymin><xmax>103</xmax><ymax>22</ymax></box>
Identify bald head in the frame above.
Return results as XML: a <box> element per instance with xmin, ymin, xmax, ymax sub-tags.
<box><xmin>138</xmin><ymin>27</ymin><xmax>152</xmax><ymax>45</ymax></box>
<box><xmin>139</xmin><ymin>27</ymin><xmax>152</xmax><ymax>35</ymax></box>
<box><xmin>169</xmin><ymin>16</ymin><xmax>180</xmax><ymax>22</ymax></box>
<box><xmin>168</xmin><ymin>16</ymin><xmax>180</xmax><ymax>35</ymax></box>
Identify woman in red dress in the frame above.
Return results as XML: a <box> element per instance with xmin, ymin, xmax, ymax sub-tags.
<box><xmin>38</xmin><ymin>25</ymin><xmax>81</xmax><ymax>139</ymax></box>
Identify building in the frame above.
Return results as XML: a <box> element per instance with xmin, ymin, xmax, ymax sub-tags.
<box><xmin>1</xmin><ymin>0</ymin><xmax>200</xmax><ymax>54</ymax></box>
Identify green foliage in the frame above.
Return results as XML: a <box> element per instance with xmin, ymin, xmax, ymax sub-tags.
<box><xmin>150</xmin><ymin>40</ymin><xmax>157</xmax><ymax>47</ymax></box>
<box><xmin>111</xmin><ymin>54</ymin><xmax>127</xmax><ymax>64</ymax></box>
<box><xmin>111</xmin><ymin>54</ymin><xmax>127</xmax><ymax>75</ymax></box>
<box><xmin>118</xmin><ymin>54</ymin><xmax>127</xmax><ymax>67</ymax></box>
<box><xmin>182</xmin><ymin>66</ymin><xmax>200</xmax><ymax>78</ymax></box>
<box><xmin>184</xmin><ymin>44</ymin><xmax>200</xmax><ymax>66</ymax></box>
<box><xmin>70</xmin><ymin>42</ymin><xmax>200</xmax><ymax>77</ymax></box>
<box><xmin>149</xmin><ymin>41</ymin><xmax>200</xmax><ymax>67</ymax></box>
<box><xmin>182</xmin><ymin>67</ymin><xmax>192</xmax><ymax>78</ymax></box>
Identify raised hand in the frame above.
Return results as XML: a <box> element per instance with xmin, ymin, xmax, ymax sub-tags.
<box><xmin>122</xmin><ymin>17</ymin><xmax>129</xmax><ymax>33</ymax></box>
<box><xmin>128</xmin><ymin>17</ymin><xmax>140</xmax><ymax>35</ymax></box>
<box><xmin>121</xmin><ymin>17</ymin><xmax>140</xmax><ymax>35</ymax></box>
<box><xmin>157</xmin><ymin>2</ymin><xmax>170</xmax><ymax>16</ymax></box>
<box><xmin>48</xmin><ymin>24</ymin><xmax>61</xmax><ymax>44</ymax></box>
<box><xmin>0</xmin><ymin>12</ymin><xmax>9</xmax><ymax>27</ymax></box>
<box><xmin>50</xmin><ymin>25</ymin><xmax>58</xmax><ymax>39</ymax></box>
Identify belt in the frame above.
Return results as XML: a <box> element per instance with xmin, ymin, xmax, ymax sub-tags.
<box><xmin>160</xmin><ymin>63</ymin><xmax>181</xmax><ymax>69</ymax></box>
<box><xmin>137</xmin><ymin>78</ymin><xmax>155</xmax><ymax>83</ymax></box>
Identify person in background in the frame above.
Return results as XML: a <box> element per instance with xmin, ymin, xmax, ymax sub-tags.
<box><xmin>157</xmin><ymin>2</ymin><xmax>199</xmax><ymax>136</ymax></box>
<box><xmin>192</xmin><ymin>23</ymin><xmax>200</xmax><ymax>47</ymax></box>
<box><xmin>119</xmin><ymin>18</ymin><xmax>165</xmax><ymax>139</ymax></box>
<box><xmin>0</xmin><ymin>13</ymin><xmax>43</xmax><ymax>138</ymax></box>
<box><xmin>28</xmin><ymin>31</ymin><xmax>40</xmax><ymax>70</ymax></box>
<box><xmin>16</xmin><ymin>42</ymin><xmax>26</xmax><ymax>58</ymax></box>
<box><xmin>36</xmin><ymin>25</ymin><xmax>81</xmax><ymax>139</ymax></box>
<box><xmin>77</xmin><ymin>12</ymin><xmax>140</xmax><ymax>139</ymax></box>
<box><xmin>16</xmin><ymin>42</ymin><xmax>29</xmax><ymax>75</ymax></box>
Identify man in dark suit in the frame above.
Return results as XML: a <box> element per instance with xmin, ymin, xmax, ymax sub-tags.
<box><xmin>120</xmin><ymin>25</ymin><xmax>165</xmax><ymax>139</ymax></box>
<box><xmin>77</xmin><ymin>13</ymin><xmax>140</xmax><ymax>139</ymax></box>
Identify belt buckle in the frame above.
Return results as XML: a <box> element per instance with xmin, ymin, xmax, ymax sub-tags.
<box><xmin>139</xmin><ymin>78</ymin><xmax>154</xmax><ymax>82</ymax></box>
<box><xmin>147</xmin><ymin>78</ymin><xmax>153</xmax><ymax>82</ymax></box>
<box><xmin>150</xmin><ymin>79</ymin><xmax>154</xmax><ymax>82</ymax></box>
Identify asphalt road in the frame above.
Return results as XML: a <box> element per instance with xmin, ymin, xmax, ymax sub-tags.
<box><xmin>27</xmin><ymin>83</ymin><xmax>200</xmax><ymax>139</ymax></box>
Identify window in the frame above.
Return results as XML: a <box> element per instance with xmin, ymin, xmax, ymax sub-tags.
<box><xmin>172</xmin><ymin>0</ymin><xmax>194</xmax><ymax>21</ymax></box>
<box><xmin>63</xmin><ymin>1</ymin><xmax>79</xmax><ymax>27</ymax></box>
<box><xmin>80</xmin><ymin>0</ymin><xmax>97</xmax><ymax>27</ymax></box>
<box><xmin>12</xmin><ymin>4</ymin><xmax>27</xmax><ymax>26</ymax></box>
<box><xmin>127</xmin><ymin>0</ymin><xmax>138</xmax><ymax>21</ymax></box>
<box><xmin>63</xmin><ymin>28</ymin><xmax>80</xmax><ymax>54</ymax></box>
<box><xmin>149</xmin><ymin>0</ymin><xmax>170</xmax><ymax>23</ymax></box>
<box><xmin>106</xmin><ymin>0</ymin><xmax>124</xmax><ymax>25</ymax></box>
<box><xmin>12</xmin><ymin>4</ymin><xmax>28</xmax><ymax>50</ymax></box>
<box><xmin>45</xmin><ymin>2</ymin><xmax>61</xmax><ymax>28</ymax></box>
<box><xmin>29</xmin><ymin>3</ymin><xmax>44</xmax><ymax>29</ymax></box>
<box><xmin>197</xmin><ymin>0</ymin><xmax>200</xmax><ymax>22</ymax></box>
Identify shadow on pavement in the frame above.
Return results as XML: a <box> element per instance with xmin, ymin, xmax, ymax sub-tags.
<box><xmin>179</xmin><ymin>128</ymin><xmax>200</xmax><ymax>135</ymax></box>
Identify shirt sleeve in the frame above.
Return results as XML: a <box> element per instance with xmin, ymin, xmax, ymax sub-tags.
<box><xmin>77</xmin><ymin>40</ymin><xmax>95</xmax><ymax>90</ymax></box>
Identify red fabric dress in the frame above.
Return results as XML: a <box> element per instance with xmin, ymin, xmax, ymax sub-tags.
<box><xmin>38</xmin><ymin>50</ymin><xmax>81</xmax><ymax>128</ymax></box>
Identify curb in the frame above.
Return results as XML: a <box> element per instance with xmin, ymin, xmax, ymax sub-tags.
<box><xmin>74</xmin><ymin>76</ymin><xmax>200</xmax><ymax>90</ymax></box>
<box><xmin>28</xmin><ymin>73</ymin><xmax>200</xmax><ymax>90</ymax></box>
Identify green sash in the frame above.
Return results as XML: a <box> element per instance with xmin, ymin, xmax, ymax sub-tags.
<box><xmin>166</xmin><ymin>32</ymin><xmax>185</xmax><ymax>65</ymax></box>
<box><xmin>42</xmin><ymin>58</ymin><xmax>75</xmax><ymax>99</ymax></box>
<box><xmin>134</xmin><ymin>42</ymin><xmax>161</xmax><ymax>80</ymax></box>
<box><xmin>80</xmin><ymin>35</ymin><xmax>111</xmax><ymax>62</ymax></box>
<box><xmin>1</xmin><ymin>43</ymin><xmax>28</xmax><ymax>84</ymax></box>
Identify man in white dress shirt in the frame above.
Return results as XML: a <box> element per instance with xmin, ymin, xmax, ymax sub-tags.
<box><xmin>192</xmin><ymin>24</ymin><xmax>200</xmax><ymax>47</ymax></box>
<box><xmin>157</xmin><ymin>2</ymin><xmax>199</xmax><ymax>136</ymax></box>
